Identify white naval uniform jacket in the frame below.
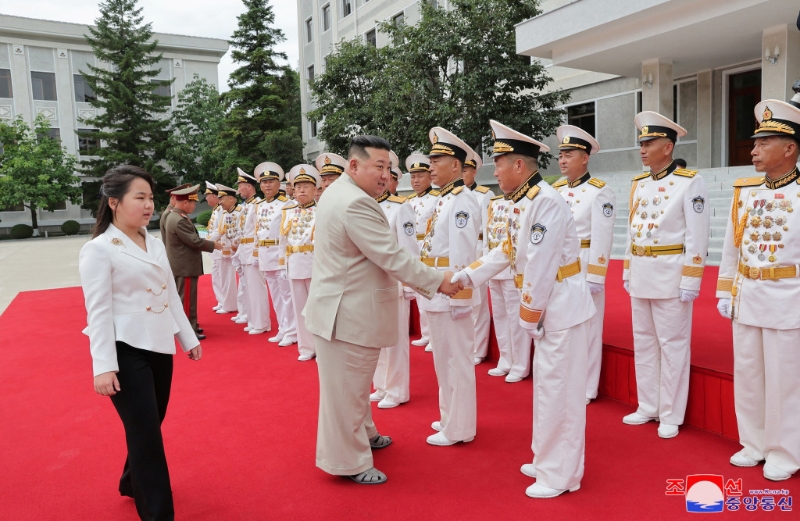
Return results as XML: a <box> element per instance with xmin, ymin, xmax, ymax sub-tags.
<box><xmin>418</xmin><ymin>178</ymin><xmax>481</xmax><ymax>311</ymax></box>
<box><xmin>469</xmin><ymin>183</ymin><xmax>494</xmax><ymax>258</ymax></box>
<box><xmin>207</xmin><ymin>205</ymin><xmax>223</xmax><ymax>261</ymax></box>
<box><xmin>554</xmin><ymin>173</ymin><xmax>617</xmax><ymax>284</ymax></box>
<box><xmin>79</xmin><ymin>224</ymin><xmax>199</xmax><ymax>376</ymax></box>
<box><xmin>623</xmin><ymin>166</ymin><xmax>710</xmax><ymax>298</ymax></box>
<box><xmin>234</xmin><ymin>196</ymin><xmax>260</xmax><ymax>267</ymax></box>
<box><xmin>378</xmin><ymin>192</ymin><xmax>419</xmax><ymax>297</ymax></box>
<box><xmin>407</xmin><ymin>186</ymin><xmax>439</xmax><ymax>251</ymax></box>
<box><xmin>464</xmin><ymin>173</ymin><xmax>595</xmax><ymax>332</ymax></box>
<box><xmin>716</xmin><ymin>169</ymin><xmax>800</xmax><ymax>330</ymax></box>
<box><xmin>279</xmin><ymin>201</ymin><xmax>316</xmax><ymax>280</ymax></box>
<box><xmin>255</xmin><ymin>194</ymin><xmax>290</xmax><ymax>272</ymax></box>
<box><xmin>208</xmin><ymin>204</ymin><xmax>243</xmax><ymax>259</ymax></box>
<box><xmin>485</xmin><ymin>195</ymin><xmax>513</xmax><ymax>281</ymax></box>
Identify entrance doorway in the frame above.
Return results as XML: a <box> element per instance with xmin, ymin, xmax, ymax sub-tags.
<box><xmin>728</xmin><ymin>69</ymin><xmax>762</xmax><ymax>167</ymax></box>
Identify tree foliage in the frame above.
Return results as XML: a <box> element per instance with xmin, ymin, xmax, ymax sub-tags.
<box><xmin>309</xmin><ymin>0</ymin><xmax>570</xmax><ymax>165</ymax></box>
<box><xmin>220</xmin><ymin>0</ymin><xmax>304</xmax><ymax>174</ymax></box>
<box><xmin>0</xmin><ymin>115</ymin><xmax>81</xmax><ymax>233</ymax></box>
<box><xmin>78</xmin><ymin>0</ymin><xmax>175</xmax><ymax>208</ymax></box>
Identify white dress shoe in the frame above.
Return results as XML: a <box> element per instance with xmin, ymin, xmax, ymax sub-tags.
<box><xmin>297</xmin><ymin>354</ymin><xmax>316</xmax><ymax>361</ymax></box>
<box><xmin>488</xmin><ymin>367</ymin><xmax>508</xmax><ymax>377</ymax></box>
<box><xmin>586</xmin><ymin>398</ymin><xmax>591</xmax><ymax>405</ymax></box>
<box><xmin>377</xmin><ymin>398</ymin><xmax>401</xmax><ymax>409</ymax></box>
<box><xmin>525</xmin><ymin>482</ymin><xmax>580</xmax><ymax>499</ymax></box>
<box><xmin>243</xmin><ymin>326</ymin><xmax>252</xmax><ymax>332</ymax></box>
<box><xmin>268</xmin><ymin>333</ymin><xmax>284</xmax><ymax>343</ymax></box>
<box><xmin>248</xmin><ymin>328</ymin><xmax>269</xmax><ymax>335</ymax></box>
<box><xmin>729</xmin><ymin>450</ymin><xmax>763</xmax><ymax>468</ymax></box>
<box><xmin>431</xmin><ymin>421</ymin><xmax>442</xmax><ymax>432</ymax></box>
<box><xmin>411</xmin><ymin>337</ymin><xmax>429</xmax><ymax>346</ymax></box>
<box><xmin>505</xmin><ymin>374</ymin><xmax>523</xmax><ymax>383</ymax></box>
<box><xmin>657</xmin><ymin>424</ymin><xmax>679</xmax><ymax>438</ymax></box>
<box><xmin>212</xmin><ymin>304</ymin><xmax>221</xmax><ymax>311</ymax></box>
<box><xmin>426</xmin><ymin>432</ymin><xmax>473</xmax><ymax>446</ymax></box>
<box><xmin>278</xmin><ymin>336</ymin><xmax>297</xmax><ymax>347</ymax></box>
<box><xmin>424</xmin><ymin>345</ymin><xmax>433</xmax><ymax>352</ymax></box>
<box><xmin>235</xmin><ymin>317</ymin><xmax>248</xmax><ymax>324</ymax></box>
<box><xmin>520</xmin><ymin>463</ymin><xmax>537</xmax><ymax>478</ymax></box>
<box><xmin>369</xmin><ymin>391</ymin><xmax>385</xmax><ymax>402</ymax></box>
<box><xmin>622</xmin><ymin>412</ymin><xmax>658</xmax><ymax>425</ymax></box>
<box><xmin>216</xmin><ymin>309</ymin><xmax>234</xmax><ymax>314</ymax></box>
<box><xmin>230</xmin><ymin>315</ymin><xmax>241</xmax><ymax>321</ymax></box>
<box><xmin>473</xmin><ymin>357</ymin><xmax>483</xmax><ymax>366</ymax></box>
<box><xmin>764</xmin><ymin>463</ymin><xmax>792</xmax><ymax>481</ymax></box>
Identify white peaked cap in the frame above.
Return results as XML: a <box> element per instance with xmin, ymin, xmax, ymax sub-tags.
<box><xmin>556</xmin><ymin>124</ymin><xmax>600</xmax><ymax>155</ymax></box>
<box><xmin>254</xmin><ymin>162</ymin><xmax>285</xmax><ymax>181</ymax></box>
<box><xmin>315</xmin><ymin>152</ymin><xmax>347</xmax><ymax>176</ymax></box>
<box><xmin>288</xmin><ymin>164</ymin><xmax>321</xmax><ymax>186</ymax></box>
<box><xmin>634</xmin><ymin>111</ymin><xmax>686</xmax><ymax>142</ymax></box>
<box><xmin>489</xmin><ymin>120</ymin><xmax>549</xmax><ymax>157</ymax></box>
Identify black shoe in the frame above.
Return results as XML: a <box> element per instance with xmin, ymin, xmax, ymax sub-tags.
<box><xmin>196</xmin><ymin>333</ymin><xmax>206</xmax><ymax>340</ymax></box>
<box><xmin>196</xmin><ymin>328</ymin><xmax>204</xmax><ymax>334</ymax></box>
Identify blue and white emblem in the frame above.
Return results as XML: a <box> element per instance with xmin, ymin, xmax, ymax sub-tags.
<box><xmin>455</xmin><ymin>211</ymin><xmax>469</xmax><ymax>229</ymax></box>
<box><xmin>403</xmin><ymin>222</ymin><xmax>414</xmax><ymax>236</ymax></box>
<box><xmin>692</xmin><ymin>196</ymin><xmax>705</xmax><ymax>213</ymax></box>
<box><xmin>602</xmin><ymin>202</ymin><xmax>614</xmax><ymax>217</ymax></box>
<box><xmin>530</xmin><ymin>223</ymin><xmax>547</xmax><ymax>244</ymax></box>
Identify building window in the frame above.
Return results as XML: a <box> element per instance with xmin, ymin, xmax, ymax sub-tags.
<box><xmin>342</xmin><ymin>0</ymin><xmax>352</xmax><ymax>17</ymax></box>
<box><xmin>392</xmin><ymin>12</ymin><xmax>405</xmax><ymax>27</ymax></box>
<box><xmin>567</xmin><ymin>102</ymin><xmax>595</xmax><ymax>137</ymax></box>
<box><xmin>31</xmin><ymin>72</ymin><xmax>57</xmax><ymax>101</ymax></box>
<box><xmin>365</xmin><ymin>29</ymin><xmax>377</xmax><ymax>47</ymax></box>
<box><xmin>0</xmin><ymin>203</ymin><xmax>25</xmax><ymax>212</ymax></box>
<box><xmin>306</xmin><ymin>18</ymin><xmax>313</xmax><ymax>43</ymax></box>
<box><xmin>307</xmin><ymin>65</ymin><xmax>315</xmax><ymax>83</ymax></box>
<box><xmin>78</xmin><ymin>129</ymin><xmax>101</xmax><ymax>154</ymax></box>
<box><xmin>673</xmin><ymin>84</ymin><xmax>679</xmax><ymax>124</ymax></box>
<box><xmin>150</xmin><ymin>80</ymin><xmax>171</xmax><ymax>98</ymax></box>
<box><xmin>636</xmin><ymin>91</ymin><xmax>643</xmax><ymax>113</ymax></box>
<box><xmin>46</xmin><ymin>201</ymin><xmax>67</xmax><ymax>211</ymax></box>
<box><xmin>73</xmin><ymin>74</ymin><xmax>96</xmax><ymax>103</ymax></box>
<box><xmin>0</xmin><ymin>69</ymin><xmax>12</xmax><ymax>98</ymax></box>
<box><xmin>310</xmin><ymin>119</ymin><xmax>318</xmax><ymax>138</ymax></box>
<box><xmin>322</xmin><ymin>4</ymin><xmax>331</xmax><ymax>31</ymax></box>
<box><xmin>40</xmin><ymin>128</ymin><xmax>61</xmax><ymax>142</ymax></box>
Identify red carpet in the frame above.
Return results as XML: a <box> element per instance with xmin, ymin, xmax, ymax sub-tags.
<box><xmin>0</xmin><ymin>278</ymin><xmax>787</xmax><ymax>520</ymax></box>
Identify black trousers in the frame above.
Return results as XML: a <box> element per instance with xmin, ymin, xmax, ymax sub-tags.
<box><xmin>111</xmin><ymin>342</ymin><xmax>174</xmax><ymax>521</ymax></box>
<box><xmin>175</xmin><ymin>276</ymin><xmax>200</xmax><ymax>332</ymax></box>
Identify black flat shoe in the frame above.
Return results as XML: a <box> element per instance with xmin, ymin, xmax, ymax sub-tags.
<box><xmin>196</xmin><ymin>328</ymin><xmax>204</xmax><ymax>334</ymax></box>
<box><xmin>196</xmin><ymin>333</ymin><xmax>206</xmax><ymax>340</ymax></box>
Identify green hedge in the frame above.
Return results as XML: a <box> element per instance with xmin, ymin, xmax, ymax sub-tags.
<box><xmin>10</xmin><ymin>224</ymin><xmax>34</xmax><ymax>239</ymax></box>
<box><xmin>195</xmin><ymin>210</ymin><xmax>212</xmax><ymax>227</ymax></box>
<box><xmin>61</xmin><ymin>220</ymin><xmax>81</xmax><ymax>235</ymax></box>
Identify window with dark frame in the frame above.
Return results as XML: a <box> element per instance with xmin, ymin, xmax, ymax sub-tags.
<box><xmin>0</xmin><ymin>69</ymin><xmax>12</xmax><ymax>98</ymax></box>
<box><xmin>306</xmin><ymin>18</ymin><xmax>313</xmax><ymax>43</ymax></box>
<box><xmin>78</xmin><ymin>129</ymin><xmax>101</xmax><ymax>154</ymax></box>
<box><xmin>366</xmin><ymin>29</ymin><xmax>377</xmax><ymax>47</ymax></box>
<box><xmin>46</xmin><ymin>128</ymin><xmax>61</xmax><ymax>142</ymax></box>
<box><xmin>307</xmin><ymin>65</ymin><xmax>315</xmax><ymax>83</ymax></box>
<box><xmin>0</xmin><ymin>203</ymin><xmax>25</xmax><ymax>212</ymax></box>
<box><xmin>310</xmin><ymin>119</ymin><xmax>318</xmax><ymax>138</ymax></box>
<box><xmin>46</xmin><ymin>201</ymin><xmax>67</xmax><ymax>211</ymax></box>
<box><xmin>150</xmin><ymin>80</ymin><xmax>171</xmax><ymax>98</ymax></box>
<box><xmin>567</xmin><ymin>102</ymin><xmax>596</xmax><ymax>137</ymax></box>
<box><xmin>31</xmin><ymin>71</ymin><xmax>57</xmax><ymax>101</ymax></box>
<box><xmin>73</xmin><ymin>74</ymin><xmax>96</xmax><ymax>103</ymax></box>
<box><xmin>342</xmin><ymin>0</ymin><xmax>352</xmax><ymax>17</ymax></box>
<box><xmin>322</xmin><ymin>5</ymin><xmax>331</xmax><ymax>31</ymax></box>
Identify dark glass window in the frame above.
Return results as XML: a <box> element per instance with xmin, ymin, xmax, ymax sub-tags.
<box><xmin>0</xmin><ymin>69</ymin><xmax>12</xmax><ymax>98</ymax></box>
<box><xmin>74</xmin><ymin>74</ymin><xmax>96</xmax><ymax>102</ymax></box>
<box><xmin>78</xmin><ymin>129</ymin><xmax>101</xmax><ymax>154</ymax></box>
<box><xmin>322</xmin><ymin>5</ymin><xmax>331</xmax><ymax>31</ymax></box>
<box><xmin>342</xmin><ymin>0</ymin><xmax>352</xmax><ymax>17</ymax></box>
<box><xmin>150</xmin><ymin>80</ymin><xmax>171</xmax><ymax>98</ymax></box>
<box><xmin>366</xmin><ymin>29</ymin><xmax>377</xmax><ymax>47</ymax></box>
<box><xmin>567</xmin><ymin>102</ymin><xmax>595</xmax><ymax>137</ymax></box>
<box><xmin>31</xmin><ymin>72</ymin><xmax>57</xmax><ymax>101</ymax></box>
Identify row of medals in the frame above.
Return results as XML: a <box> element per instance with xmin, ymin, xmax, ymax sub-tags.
<box><xmin>290</xmin><ymin>208</ymin><xmax>313</xmax><ymax>238</ymax></box>
<box><xmin>744</xmin><ymin>198</ymin><xmax>792</xmax><ymax>262</ymax></box>
<box><xmin>635</xmin><ymin>196</ymin><xmax>666</xmax><ymax>237</ymax></box>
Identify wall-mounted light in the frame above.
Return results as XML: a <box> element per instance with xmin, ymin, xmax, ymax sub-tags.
<box><xmin>643</xmin><ymin>73</ymin><xmax>654</xmax><ymax>89</ymax></box>
<box><xmin>765</xmin><ymin>45</ymin><xmax>780</xmax><ymax>65</ymax></box>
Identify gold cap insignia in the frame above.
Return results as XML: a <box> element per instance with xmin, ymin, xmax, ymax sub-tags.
<box><xmin>237</xmin><ymin>176</ymin><xmax>246</xmax><ymax>183</ymax></box>
<box><xmin>299</xmin><ymin>168</ymin><xmax>306</xmax><ymax>175</ymax></box>
<box><xmin>763</xmin><ymin>106</ymin><xmax>773</xmax><ymax>120</ymax></box>
<box><xmin>414</xmin><ymin>162</ymin><xmax>420</xmax><ymax>168</ymax></box>
<box><xmin>641</xmin><ymin>125</ymin><xmax>649</xmax><ymax>134</ymax></box>
<box><xmin>433</xmin><ymin>132</ymin><xmax>439</xmax><ymax>144</ymax></box>
<box><xmin>562</xmin><ymin>136</ymin><xmax>570</xmax><ymax>144</ymax></box>
<box><xmin>324</xmin><ymin>156</ymin><xmax>331</xmax><ymax>165</ymax></box>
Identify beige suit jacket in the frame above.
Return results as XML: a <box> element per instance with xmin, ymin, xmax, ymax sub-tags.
<box><xmin>305</xmin><ymin>173</ymin><xmax>442</xmax><ymax>348</ymax></box>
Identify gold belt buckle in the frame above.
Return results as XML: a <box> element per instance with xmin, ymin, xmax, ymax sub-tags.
<box><xmin>749</xmin><ymin>267</ymin><xmax>760</xmax><ymax>280</ymax></box>
<box><xmin>635</xmin><ymin>245</ymin><xmax>646</xmax><ymax>256</ymax></box>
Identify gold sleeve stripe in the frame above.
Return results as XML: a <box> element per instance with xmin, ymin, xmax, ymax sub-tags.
<box><xmin>682</xmin><ymin>265</ymin><xmax>705</xmax><ymax>278</ymax></box>
<box><xmin>623</xmin><ymin>259</ymin><xmax>630</xmax><ymax>269</ymax></box>
<box><xmin>519</xmin><ymin>306</ymin><xmax>543</xmax><ymax>324</ymax></box>
<box><xmin>588</xmin><ymin>264</ymin><xmax>607</xmax><ymax>277</ymax></box>
<box><xmin>716</xmin><ymin>278</ymin><xmax>733</xmax><ymax>292</ymax></box>
<box><xmin>451</xmin><ymin>288</ymin><xmax>473</xmax><ymax>300</ymax></box>
<box><xmin>469</xmin><ymin>260</ymin><xmax>484</xmax><ymax>270</ymax></box>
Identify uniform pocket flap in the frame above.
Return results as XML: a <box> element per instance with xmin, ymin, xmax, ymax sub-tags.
<box><xmin>374</xmin><ymin>286</ymin><xmax>399</xmax><ymax>303</ymax></box>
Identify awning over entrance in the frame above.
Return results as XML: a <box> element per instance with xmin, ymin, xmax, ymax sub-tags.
<box><xmin>516</xmin><ymin>0</ymin><xmax>798</xmax><ymax>78</ymax></box>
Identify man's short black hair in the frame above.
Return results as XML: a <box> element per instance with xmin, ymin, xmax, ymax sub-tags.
<box><xmin>348</xmin><ymin>135</ymin><xmax>392</xmax><ymax>160</ymax></box>
<box><xmin>674</xmin><ymin>158</ymin><xmax>687</xmax><ymax>169</ymax></box>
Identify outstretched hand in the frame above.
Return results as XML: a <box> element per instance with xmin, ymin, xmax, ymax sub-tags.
<box><xmin>438</xmin><ymin>270</ymin><xmax>464</xmax><ymax>297</ymax></box>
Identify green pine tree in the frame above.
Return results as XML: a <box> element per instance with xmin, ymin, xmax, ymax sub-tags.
<box><xmin>77</xmin><ymin>0</ymin><xmax>175</xmax><ymax>209</ymax></box>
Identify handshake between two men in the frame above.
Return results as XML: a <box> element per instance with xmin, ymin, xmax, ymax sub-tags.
<box><xmin>437</xmin><ymin>270</ymin><xmax>465</xmax><ymax>298</ymax></box>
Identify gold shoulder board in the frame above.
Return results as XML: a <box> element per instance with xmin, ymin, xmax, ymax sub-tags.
<box><xmin>388</xmin><ymin>195</ymin><xmax>407</xmax><ymax>203</ymax></box>
<box><xmin>588</xmin><ymin>178</ymin><xmax>606</xmax><ymax>188</ymax></box>
<box><xmin>475</xmin><ymin>185</ymin><xmax>491</xmax><ymax>194</ymax></box>
<box><xmin>490</xmin><ymin>194</ymin><xmax>504</xmax><ymax>200</ymax></box>
<box><xmin>278</xmin><ymin>195</ymin><xmax>288</xmax><ymax>202</ymax></box>
<box><xmin>452</xmin><ymin>186</ymin><xmax>464</xmax><ymax>195</ymax></box>
<box><xmin>733</xmin><ymin>176</ymin><xmax>765</xmax><ymax>187</ymax></box>
<box><xmin>235</xmin><ymin>205</ymin><xmax>243</xmax><ymax>211</ymax></box>
<box><xmin>430</xmin><ymin>189</ymin><xmax>441</xmax><ymax>196</ymax></box>
<box><xmin>673</xmin><ymin>168</ymin><xmax>698</xmax><ymax>178</ymax></box>
<box><xmin>283</xmin><ymin>203</ymin><xmax>298</xmax><ymax>210</ymax></box>
<box><xmin>526</xmin><ymin>186</ymin><xmax>540</xmax><ymax>200</ymax></box>
<box><xmin>552</xmin><ymin>178</ymin><xmax>568</xmax><ymax>188</ymax></box>
<box><xmin>633</xmin><ymin>173</ymin><xmax>650</xmax><ymax>181</ymax></box>
<box><xmin>406</xmin><ymin>193</ymin><xmax>418</xmax><ymax>199</ymax></box>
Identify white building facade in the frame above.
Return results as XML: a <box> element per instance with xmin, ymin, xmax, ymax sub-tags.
<box><xmin>0</xmin><ymin>14</ymin><xmax>228</xmax><ymax>234</ymax></box>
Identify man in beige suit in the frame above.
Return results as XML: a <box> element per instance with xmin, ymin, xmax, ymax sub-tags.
<box><xmin>305</xmin><ymin>135</ymin><xmax>464</xmax><ymax>485</ymax></box>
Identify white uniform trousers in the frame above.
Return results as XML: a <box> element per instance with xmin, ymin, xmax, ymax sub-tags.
<box><xmin>314</xmin><ymin>335</ymin><xmax>380</xmax><ymax>475</ymax></box>
<box><xmin>428</xmin><ymin>310</ymin><xmax>476</xmax><ymax>441</ymax></box>
<box><xmin>290</xmin><ymin>278</ymin><xmax>315</xmax><ymax>358</ymax></box>
<box><xmin>586</xmin><ymin>289</ymin><xmax>606</xmax><ymax>400</ymax></box>
<box><xmin>217</xmin><ymin>259</ymin><xmax>238</xmax><ymax>313</ymax></box>
<box><xmin>531</xmin><ymin>320</ymin><xmax>589</xmax><ymax>491</ymax></box>
<box><xmin>264</xmin><ymin>270</ymin><xmax>296</xmax><ymax>339</ymax></box>
<box><xmin>243</xmin><ymin>264</ymin><xmax>270</xmax><ymax>331</ymax></box>
<box><xmin>630</xmin><ymin>297</ymin><xmax>692</xmax><ymax>425</ymax></box>
<box><xmin>733</xmin><ymin>322</ymin><xmax>800</xmax><ymax>475</ymax></box>
<box><xmin>373</xmin><ymin>297</ymin><xmax>411</xmax><ymax>404</ymax></box>
<box><xmin>419</xmin><ymin>309</ymin><xmax>431</xmax><ymax>342</ymax></box>
<box><xmin>235</xmin><ymin>265</ymin><xmax>247</xmax><ymax>319</ymax></box>
<box><xmin>210</xmin><ymin>256</ymin><xmax>224</xmax><ymax>307</ymax></box>
<box><xmin>472</xmin><ymin>284</ymin><xmax>491</xmax><ymax>360</ymax></box>
<box><xmin>488</xmin><ymin>279</ymin><xmax>531</xmax><ymax>379</ymax></box>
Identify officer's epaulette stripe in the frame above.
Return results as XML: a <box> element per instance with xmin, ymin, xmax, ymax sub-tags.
<box><xmin>733</xmin><ymin>176</ymin><xmax>765</xmax><ymax>187</ymax></box>
<box><xmin>430</xmin><ymin>189</ymin><xmax>441</xmax><ymax>196</ymax></box>
<box><xmin>406</xmin><ymin>193</ymin><xmax>418</xmax><ymax>199</ymax></box>
<box><xmin>452</xmin><ymin>186</ymin><xmax>464</xmax><ymax>195</ymax></box>
<box><xmin>526</xmin><ymin>186</ymin><xmax>540</xmax><ymax>200</ymax></box>
<box><xmin>278</xmin><ymin>195</ymin><xmax>288</xmax><ymax>202</ymax></box>
<box><xmin>235</xmin><ymin>205</ymin><xmax>243</xmax><ymax>211</ymax></box>
<box><xmin>387</xmin><ymin>195</ymin><xmax>407</xmax><ymax>203</ymax></box>
<box><xmin>490</xmin><ymin>194</ymin><xmax>504</xmax><ymax>200</ymax></box>
<box><xmin>633</xmin><ymin>173</ymin><xmax>650</xmax><ymax>181</ymax></box>
<box><xmin>474</xmin><ymin>185</ymin><xmax>491</xmax><ymax>194</ymax></box>
<box><xmin>552</xmin><ymin>178</ymin><xmax>568</xmax><ymax>188</ymax></box>
<box><xmin>588</xmin><ymin>178</ymin><xmax>606</xmax><ymax>188</ymax></box>
<box><xmin>673</xmin><ymin>168</ymin><xmax>698</xmax><ymax>178</ymax></box>
<box><xmin>282</xmin><ymin>202</ymin><xmax>298</xmax><ymax>210</ymax></box>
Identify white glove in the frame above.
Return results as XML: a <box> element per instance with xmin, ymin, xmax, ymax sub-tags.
<box><xmin>587</xmin><ymin>282</ymin><xmax>604</xmax><ymax>295</ymax></box>
<box><xmin>450</xmin><ymin>270</ymin><xmax>473</xmax><ymax>287</ymax></box>
<box><xmin>623</xmin><ymin>281</ymin><xmax>630</xmax><ymax>294</ymax></box>
<box><xmin>717</xmin><ymin>298</ymin><xmax>732</xmax><ymax>319</ymax></box>
<box><xmin>526</xmin><ymin>326</ymin><xmax>544</xmax><ymax>340</ymax></box>
<box><xmin>451</xmin><ymin>306</ymin><xmax>472</xmax><ymax>320</ymax></box>
<box><xmin>679</xmin><ymin>289</ymin><xmax>699</xmax><ymax>303</ymax></box>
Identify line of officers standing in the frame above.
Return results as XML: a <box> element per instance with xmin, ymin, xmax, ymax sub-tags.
<box><xmin>189</xmin><ymin>93</ymin><xmax>800</xmax><ymax>497</ymax></box>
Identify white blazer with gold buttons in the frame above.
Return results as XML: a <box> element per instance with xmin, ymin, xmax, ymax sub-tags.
<box><xmin>79</xmin><ymin>223</ymin><xmax>199</xmax><ymax>376</ymax></box>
